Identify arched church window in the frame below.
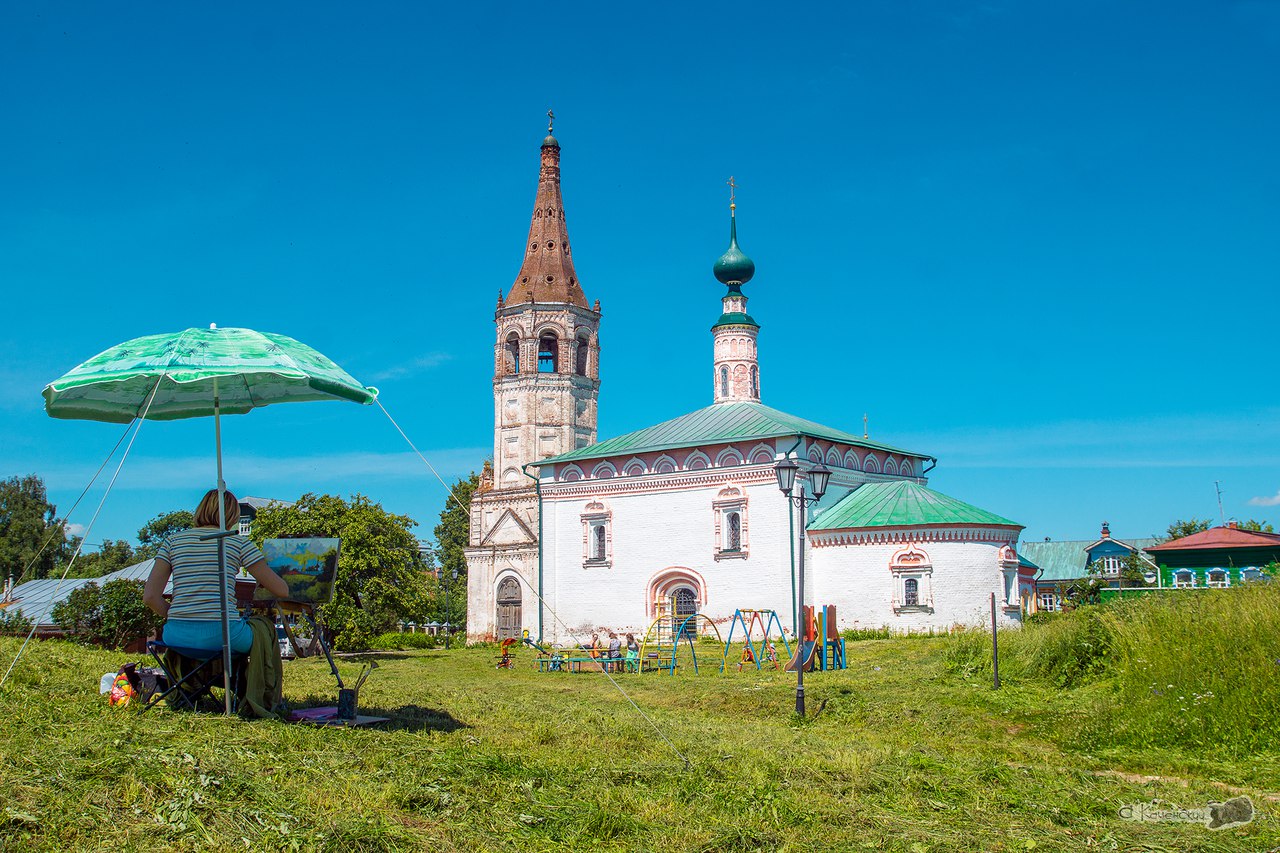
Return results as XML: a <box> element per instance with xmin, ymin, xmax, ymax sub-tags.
<box><xmin>575</xmin><ymin>334</ymin><xmax>589</xmax><ymax>376</ymax></box>
<box><xmin>593</xmin><ymin>525</ymin><xmax>606</xmax><ymax>561</ymax></box>
<box><xmin>538</xmin><ymin>333</ymin><xmax>558</xmax><ymax>373</ymax></box>
<box><xmin>505</xmin><ymin>332</ymin><xmax>520</xmax><ymax>374</ymax></box>
<box><xmin>726</xmin><ymin>512</ymin><xmax>741</xmax><ymax>551</ymax></box>
<box><xmin>720</xmin><ymin>366</ymin><xmax>729</xmax><ymax>398</ymax></box>
<box><xmin>672</xmin><ymin>587</ymin><xmax>698</xmax><ymax>636</ymax></box>
<box><xmin>903</xmin><ymin>578</ymin><xmax>919</xmax><ymax>606</ymax></box>
<box><xmin>750</xmin><ymin>366</ymin><xmax>758</xmax><ymax>397</ymax></box>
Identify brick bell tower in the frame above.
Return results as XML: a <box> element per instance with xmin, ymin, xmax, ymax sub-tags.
<box><xmin>465</xmin><ymin>114</ymin><xmax>602</xmax><ymax>641</ymax></box>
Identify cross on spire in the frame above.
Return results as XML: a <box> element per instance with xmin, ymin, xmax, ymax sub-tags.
<box><xmin>727</xmin><ymin>175</ymin><xmax>737</xmax><ymax>213</ymax></box>
<box><xmin>863</xmin><ymin>413</ymin><xmax>868</xmax><ymax>439</ymax></box>
<box><xmin>547</xmin><ymin>109</ymin><xmax>554</xmax><ymax>134</ymax></box>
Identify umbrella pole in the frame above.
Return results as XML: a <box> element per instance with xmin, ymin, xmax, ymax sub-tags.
<box><xmin>214</xmin><ymin>378</ymin><xmax>233</xmax><ymax>716</ymax></box>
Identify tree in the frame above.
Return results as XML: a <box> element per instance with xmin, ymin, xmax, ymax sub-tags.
<box><xmin>433</xmin><ymin>473</ymin><xmax>479</xmax><ymax>631</ymax></box>
<box><xmin>64</xmin><ymin>538</ymin><xmax>139</xmax><ymax>579</ymax></box>
<box><xmin>1161</xmin><ymin>518</ymin><xmax>1212</xmax><ymax>542</ymax></box>
<box><xmin>51</xmin><ymin>579</ymin><xmax>162</xmax><ymax>648</ymax></box>
<box><xmin>1069</xmin><ymin>552</ymin><xmax>1154</xmax><ymax>604</ymax></box>
<box><xmin>1235</xmin><ymin>519</ymin><xmax>1274</xmax><ymax>533</ymax></box>
<box><xmin>251</xmin><ymin>493</ymin><xmax>432</xmax><ymax>650</ymax></box>
<box><xmin>0</xmin><ymin>475</ymin><xmax>68</xmax><ymax>583</ymax></box>
<box><xmin>136</xmin><ymin>510</ymin><xmax>196</xmax><ymax>558</ymax></box>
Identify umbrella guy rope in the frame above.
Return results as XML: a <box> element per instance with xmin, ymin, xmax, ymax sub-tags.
<box><xmin>0</xmin><ymin>378</ymin><xmax>164</xmax><ymax>692</ymax></box>
<box><xmin>9</xmin><ymin>422</ymin><xmax>135</xmax><ymax>586</ymax></box>
<box><xmin>375</xmin><ymin>398</ymin><xmax>691</xmax><ymax>771</ymax></box>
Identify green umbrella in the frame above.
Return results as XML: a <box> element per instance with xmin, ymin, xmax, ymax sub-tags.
<box><xmin>44</xmin><ymin>324</ymin><xmax>378</xmax><ymax>713</ymax></box>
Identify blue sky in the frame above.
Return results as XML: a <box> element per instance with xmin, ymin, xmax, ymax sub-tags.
<box><xmin>2</xmin><ymin>2</ymin><xmax>1278</xmax><ymax>552</ymax></box>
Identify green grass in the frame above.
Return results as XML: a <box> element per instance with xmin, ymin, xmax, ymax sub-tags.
<box><xmin>1</xmin><ymin>619</ymin><xmax>1277</xmax><ymax>851</ymax></box>
<box><xmin>947</xmin><ymin>583</ymin><xmax>1280</xmax><ymax>760</ymax></box>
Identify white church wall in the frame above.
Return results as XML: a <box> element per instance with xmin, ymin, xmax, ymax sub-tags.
<box><xmin>811</xmin><ymin>537</ymin><xmax>1023</xmax><ymax>632</ymax></box>
<box><xmin>540</xmin><ymin>470</ymin><xmax>796</xmax><ymax>642</ymax></box>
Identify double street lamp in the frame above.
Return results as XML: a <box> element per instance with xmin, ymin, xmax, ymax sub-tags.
<box><xmin>774</xmin><ymin>456</ymin><xmax>832</xmax><ymax>717</ymax></box>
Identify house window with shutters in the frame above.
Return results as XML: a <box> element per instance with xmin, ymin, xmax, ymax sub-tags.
<box><xmin>581</xmin><ymin>499</ymin><xmax>612</xmax><ymax>568</ymax></box>
<box><xmin>712</xmin><ymin>485</ymin><xmax>749</xmax><ymax>561</ymax></box>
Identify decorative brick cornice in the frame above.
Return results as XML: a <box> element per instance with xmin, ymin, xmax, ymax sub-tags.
<box><xmin>544</xmin><ymin>465</ymin><xmax>776</xmax><ymax>501</ymax></box>
<box><xmin>810</xmin><ymin>525</ymin><xmax>1019</xmax><ymax>548</ymax></box>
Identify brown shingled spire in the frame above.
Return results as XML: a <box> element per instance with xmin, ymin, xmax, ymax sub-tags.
<box><xmin>505</xmin><ymin>118</ymin><xmax>589</xmax><ymax>308</ymax></box>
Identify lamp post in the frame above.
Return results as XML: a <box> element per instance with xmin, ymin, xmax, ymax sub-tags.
<box><xmin>775</xmin><ymin>456</ymin><xmax>831</xmax><ymax>717</ymax></box>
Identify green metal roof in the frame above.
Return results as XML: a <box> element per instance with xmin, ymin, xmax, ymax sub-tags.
<box><xmin>540</xmin><ymin>401</ymin><xmax>930</xmax><ymax>466</ymax></box>
<box><xmin>1018</xmin><ymin>537</ymin><xmax>1160</xmax><ymax>582</ymax></box>
<box><xmin>711</xmin><ymin>311</ymin><xmax>759</xmax><ymax>329</ymax></box>
<box><xmin>809</xmin><ymin>480</ymin><xmax>1020</xmax><ymax>531</ymax></box>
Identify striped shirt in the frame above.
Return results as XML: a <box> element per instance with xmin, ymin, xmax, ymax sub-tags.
<box><xmin>157</xmin><ymin>529</ymin><xmax>265</xmax><ymax>621</ymax></box>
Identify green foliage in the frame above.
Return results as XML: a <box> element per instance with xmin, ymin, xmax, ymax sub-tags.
<box><xmin>368</xmin><ymin>631</ymin><xmax>443</xmax><ymax>651</ymax></box>
<box><xmin>0</xmin><ymin>474</ymin><xmax>68</xmax><ymax>582</ymax></box>
<box><xmin>1162</xmin><ymin>517</ymin><xmax>1212</xmax><ymax>541</ymax></box>
<box><xmin>136</xmin><ymin>510</ymin><xmax>195</xmax><ymax>558</ymax></box>
<box><xmin>1068</xmin><ymin>551</ymin><xmax>1152</xmax><ymax>605</ymax></box>
<box><xmin>432</xmin><ymin>472</ymin><xmax>479</xmax><ymax>627</ymax></box>
<box><xmin>1095</xmin><ymin>583</ymin><xmax>1280</xmax><ymax>756</ymax></box>
<box><xmin>947</xmin><ymin>606</ymin><xmax>1114</xmax><ymax>688</ymax></box>
<box><xmin>841</xmin><ymin>626</ymin><xmax>949</xmax><ymax>641</ymax></box>
<box><xmin>1235</xmin><ymin>518</ymin><xmax>1274</xmax><ymax>533</ymax></box>
<box><xmin>50</xmin><ymin>579</ymin><xmax>162</xmax><ymax>649</ymax></box>
<box><xmin>948</xmin><ymin>584</ymin><xmax>1280</xmax><ymax>757</ymax></box>
<box><xmin>251</xmin><ymin>493</ymin><xmax>431</xmax><ymax>651</ymax></box>
<box><xmin>0</xmin><ymin>606</ymin><xmax>33</xmax><ymax>636</ymax></box>
<box><xmin>63</xmin><ymin>538</ymin><xmax>138</xmax><ymax>579</ymax></box>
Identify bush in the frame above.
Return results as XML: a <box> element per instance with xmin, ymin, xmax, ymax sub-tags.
<box><xmin>51</xmin><ymin>580</ymin><xmax>162</xmax><ymax>649</ymax></box>
<box><xmin>0</xmin><ymin>607</ymin><xmax>33</xmax><ymax>636</ymax></box>
<box><xmin>368</xmin><ymin>631</ymin><xmax>442</xmax><ymax>651</ymax></box>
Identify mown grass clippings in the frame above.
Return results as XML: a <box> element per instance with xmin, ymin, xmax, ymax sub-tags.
<box><xmin>1</xmin><ymin>616</ymin><xmax>1277</xmax><ymax>852</ymax></box>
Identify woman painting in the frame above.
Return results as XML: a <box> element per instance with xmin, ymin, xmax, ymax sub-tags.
<box><xmin>143</xmin><ymin>489</ymin><xmax>289</xmax><ymax>653</ymax></box>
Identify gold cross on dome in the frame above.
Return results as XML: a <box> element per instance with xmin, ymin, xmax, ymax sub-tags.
<box><xmin>727</xmin><ymin>175</ymin><xmax>737</xmax><ymax>204</ymax></box>
<box><xmin>547</xmin><ymin>109</ymin><xmax>555</xmax><ymax>134</ymax></box>
<box><xmin>863</xmin><ymin>413</ymin><xmax>868</xmax><ymax>439</ymax></box>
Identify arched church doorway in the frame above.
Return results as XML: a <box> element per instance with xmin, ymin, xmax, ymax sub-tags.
<box><xmin>496</xmin><ymin>577</ymin><xmax>522</xmax><ymax>641</ymax></box>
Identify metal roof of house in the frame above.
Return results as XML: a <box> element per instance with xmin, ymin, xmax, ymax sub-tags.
<box><xmin>540</xmin><ymin>401</ymin><xmax>930</xmax><ymax>466</ymax></box>
<box><xmin>242</xmin><ymin>496</ymin><xmax>291</xmax><ymax>510</ymax></box>
<box><xmin>3</xmin><ymin>559</ymin><xmax>163</xmax><ymax>628</ymax></box>
<box><xmin>808</xmin><ymin>480</ymin><xmax>1020</xmax><ymax>531</ymax></box>
<box><xmin>1145</xmin><ymin>526</ymin><xmax>1280</xmax><ymax>552</ymax></box>
<box><xmin>1018</xmin><ymin>537</ymin><xmax>1160</xmax><ymax>582</ymax></box>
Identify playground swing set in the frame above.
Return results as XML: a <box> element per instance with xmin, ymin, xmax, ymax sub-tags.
<box><xmin>507</xmin><ymin>600</ymin><xmax>848</xmax><ymax>676</ymax></box>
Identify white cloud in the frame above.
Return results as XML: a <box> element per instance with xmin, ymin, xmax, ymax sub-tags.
<box><xmin>1249</xmin><ymin>490</ymin><xmax>1280</xmax><ymax>507</ymax></box>
<box><xmin>63</xmin><ymin>522</ymin><xmax>87</xmax><ymax>537</ymax></box>
<box><xmin>368</xmin><ymin>353</ymin><xmax>454</xmax><ymax>383</ymax></box>
<box><xmin>9</xmin><ymin>447</ymin><xmax>490</xmax><ymax>493</ymax></box>
<box><xmin>890</xmin><ymin>408</ymin><xmax>1280</xmax><ymax>469</ymax></box>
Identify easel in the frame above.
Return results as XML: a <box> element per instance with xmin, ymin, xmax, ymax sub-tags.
<box><xmin>269</xmin><ymin>599</ymin><xmax>345</xmax><ymax>690</ymax></box>
<box><xmin>253</xmin><ymin>598</ymin><xmax>387</xmax><ymax>726</ymax></box>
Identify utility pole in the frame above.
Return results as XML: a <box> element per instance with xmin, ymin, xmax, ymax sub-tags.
<box><xmin>1215</xmin><ymin>481</ymin><xmax>1225</xmax><ymax>527</ymax></box>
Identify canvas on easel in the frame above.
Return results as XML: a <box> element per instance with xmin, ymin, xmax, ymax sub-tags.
<box><xmin>255</xmin><ymin>538</ymin><xmax>340</xmax><ymax>606</ymax></box>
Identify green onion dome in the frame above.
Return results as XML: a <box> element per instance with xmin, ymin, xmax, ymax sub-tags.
<box><xmin>713</xmin><ymin>214</ymin><xmax>755</xmax><ymax>285</ymax></box>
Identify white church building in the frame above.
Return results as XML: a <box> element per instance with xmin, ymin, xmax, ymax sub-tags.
<box><xmin>465</xmin><ymin>124</ymin><xmax>1034</xmax><ymax>644</ymax></box>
